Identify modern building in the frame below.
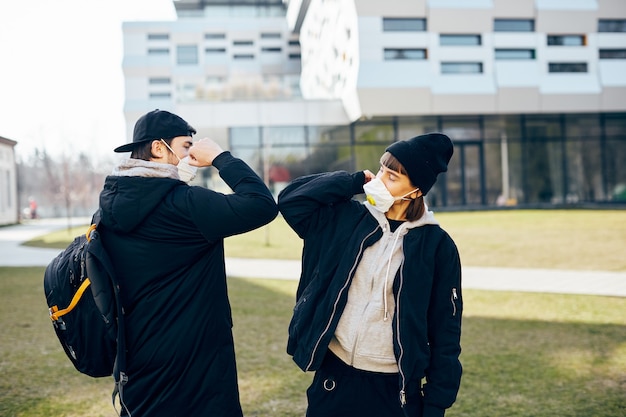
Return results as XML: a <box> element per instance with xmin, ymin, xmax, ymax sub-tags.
<box><xmin>0</xmin><ymin>136</ymin><xmax>18</xmax><ymax>225</ymax></box>
<box><xmin>121</xmin><ymin>0</ymin><xmax>626</xmax><ymax>207</ymax></box>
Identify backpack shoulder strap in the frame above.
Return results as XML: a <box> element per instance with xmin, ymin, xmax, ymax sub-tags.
<box><xmin>86</xmin><ymin>208</ymin><xmax>131</xmax><ymax>416</ymax></box>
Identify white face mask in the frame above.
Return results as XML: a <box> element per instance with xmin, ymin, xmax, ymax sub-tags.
<box><xmin>161</xmin><ymin>140</ymin><xmax>197</xmax><ymax>183</ymax></box>
<box><xmin>176</xmin><ymin>157</ymin><xmax>198</xmax><ymax>183</ymax></box>
<box><xmin>363</xmin><ymin>177</ymin><xmax>417</xmax><ymax>213</ymax></box>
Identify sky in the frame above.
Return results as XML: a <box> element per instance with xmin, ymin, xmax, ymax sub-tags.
<box><xmin>0</xmin><ymin>0</ymin><xmax>177</xmax><ymax>160</ymax></box>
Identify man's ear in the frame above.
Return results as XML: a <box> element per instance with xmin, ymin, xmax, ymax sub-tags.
<box><xmin>150</xmin><ymin>140</ymin><xmax>165</xmax><ymax>159</ymax></box>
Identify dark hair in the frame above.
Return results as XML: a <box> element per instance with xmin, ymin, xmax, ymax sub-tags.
<box><xmin>380</xmin><ymin>151</ymin><xmax>425</xmax><ymax>221</ymax></box>
<box><xmin>130</xmin><ymin>138</ymin><xmax>173</xmax><ymax>161</ymax></box>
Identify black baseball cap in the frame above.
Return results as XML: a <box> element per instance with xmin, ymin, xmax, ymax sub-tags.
<box><xmin>114</xmin><ymin>109</ymin><xmax>197</xmax><ymax>153</ymax></box>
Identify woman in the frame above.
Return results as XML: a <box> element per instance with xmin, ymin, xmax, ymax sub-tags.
<box><xmin>278</xmin><ymin>133</ymin><xmax>462</xmax><ymax>417</ymax></box>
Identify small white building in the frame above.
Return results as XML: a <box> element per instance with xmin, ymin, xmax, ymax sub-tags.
<box><xmin>0</xmin><ymin>136</ymin><xmax>18</xmax><ymax>225</ymax></box>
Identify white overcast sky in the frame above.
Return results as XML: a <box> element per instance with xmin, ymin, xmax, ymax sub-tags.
<box><xmin>0</xmin><ymin>0</ymin><xmax>176</xmax><ymax>160</ymax></box>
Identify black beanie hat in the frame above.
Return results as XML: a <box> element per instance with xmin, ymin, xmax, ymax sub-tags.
<box><xmin>385</xmin><ymin>133</ymin><xmax>453</xmax><ymax>195</ymax></box>
<box><xmin>114</xmin><ymin>109</ymin><xmax>196</xmax><ymax>153</ymax></box>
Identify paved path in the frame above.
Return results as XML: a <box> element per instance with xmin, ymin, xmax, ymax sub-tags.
<box><xmin>2</xmin><ymin>218</ymin><xmax>625</xmax><ymax>297</ymax></box>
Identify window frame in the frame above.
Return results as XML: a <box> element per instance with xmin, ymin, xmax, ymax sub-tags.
<box><xmin>599</xmin><ymin>49</ymin><xmax>626</xmax><ymax>59</ymax></box>
<box><xmin>384</xmin><ymin>48</ymin><xmax>427</xmax><ymax>60</ymax></box>
<box><xmin>176</xmin><ymin>44</ymin><xmax>199</xmax><ymax>65</ymax></box>
<box><xmin>548</xmin><ymin>62</ymin><xmax>588</xmax><ymax>73</ymax></box>
<box><xmin>598</xmin><ymin>19</ymin><xmax>626</xmax><ymax>32</ymax></box>
<box><xmin>441</xmin><ymin>62</ymin><xmax>484</xmax><ymax>74</ymax></box>
<box><xmin>494</xmin><ymin>49</ymin><xmax>536</xmax><ymax>60</ymax></box>
<box><xmin>440</xmin><ymin>34</ymin><xmax>482</xmax><ymax>46</ymax></box>
<box><xmin>547</xmin><ymin>35</ymin><xmax>586</xmax><ymax>46</ymax></box>
<box><xmin>382</xmin><ymin>17</ymin><xmax>427</xmax><ymax>32</ymax></box>
<box><xmin>494</xmin><ymin>19</ymin><xmax>535</xmax><ymax>32</ymax></box>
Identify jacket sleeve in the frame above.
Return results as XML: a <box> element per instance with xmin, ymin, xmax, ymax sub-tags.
<box><xmin>423</xmin><ymin>233</ymin><xmax>463</xmax><ymax>416</ymax></box>
<box><xmin>187</xmin><ymin>151</ymin><xmax>278</xmax><ymax>240</ymax></box>
<box><xmin>277</xmin><ymin>171</ymin><xmax>365</xmax><ymax>239</ymax></box>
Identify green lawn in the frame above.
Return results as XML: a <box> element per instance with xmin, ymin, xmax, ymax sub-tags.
<box><xmin>222</xmin><ymin>209</ymin><xmax>626</xmax><ymax>271</ymax></box>
<box><xmin>25</xmin><ymin>210</ymin><xmax>626</xmax><ymax>271</ymax></box>
<box><xmin>6</xmin><ymin>209</ymin><xmax>626</xmax><ymax>415</ymax></box>
<box><xmin>1</xmin><ymin>268</ymin><xmax>624</xmax><ymax>417</ymax></box>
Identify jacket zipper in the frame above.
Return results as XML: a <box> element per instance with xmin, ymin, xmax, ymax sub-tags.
<box><xmin>451</xmin><ymin>288</ymin><xmax>458</xmax><ymax>317</ymax></box>
<box><xmin>396</xmin><ymin>259</ymin><xmax>407</xmax><ymax>406</ymax></box>
<box><xmin>305</xmin><ymin>226</ymin><xmax>380</xmax><ymax>371</ymax></box>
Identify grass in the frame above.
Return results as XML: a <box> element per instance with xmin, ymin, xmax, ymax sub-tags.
<box><xmin>25</xmin><ymin>210</ymin><xmax>626</xmax><ymax>271</ymax></box>
<box><xmin>221</xmin><ymin>209</ymin><xmax>626</xmax><ymax>271</ymax></box>
<box><xmin>8</xmin><ymin>209</ymin><xmax>626</xmax><ymax>415</ymax></box>
<box><xmin>1</xmin><ymin>268</ymin><xmax>624</xmax><ymax>416</ymax></box>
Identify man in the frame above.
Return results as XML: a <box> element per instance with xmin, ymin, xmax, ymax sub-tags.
<box><xmin>278</xmin><ymin>133</ymin><xmax>462</xmax><ymax>417</ymax></box>
<box><xmin>98</xmin><ymin>109</ymin><xmax>278</xmax><ymax>416</ymax></box>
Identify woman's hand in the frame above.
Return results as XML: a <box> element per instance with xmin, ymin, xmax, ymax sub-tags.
<box><xmin>363</xmin><ymin>169</ymin><xmax>377</xmax><ymax>184</ymax></box>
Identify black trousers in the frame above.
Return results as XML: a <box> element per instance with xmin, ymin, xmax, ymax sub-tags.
<box><xmin>306</xmin><ymin>352</ymin><xmax>421</xmax><ymax>417</ymax></box>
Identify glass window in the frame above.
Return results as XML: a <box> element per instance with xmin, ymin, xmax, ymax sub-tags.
<box><xmin>233</xmin><ymin>54</ymin><xmax>255</xmax><ymax>59</ymax></box>
<box><xmin>564</xmin><ymin>115</ymin><xmax>604</xmax><ymax>202</ymax></box>
<box><xmin>599</xmin><ymin>49</ymin><xmax>626</xmax><ymax>59</ymax></box>
<box><xmin>521</xmin><ymin>115</ymin><xmax>563</xmax><ymax>204</ymax></box>
<box><xmin>494</xmin><ymin>19</ymin><xmax>534</xmax><ymax>32</ymax></box>
<box><xmin>288</xmin><ymin>40</ymin><xmax>300</xmax><ymax>46</ymax></box>
<box><xmin>205</xmin><ymin>48</ymin><xmax>227</xmax><ymax>54</ymax></box>
<box><xmin>231</xmin><ymin>127</ymin><xmax>261</xmax><ymax>148</ymax></box>
<box><xmin>261</xmin><ymin>33</ymin><xmax>282</xmax><ymax>39</ymax></box>
<box><xmin>598</xmin><ymin>19</ymin><xmax>626</xmax><ymax>32</ymax></box>
<box><xmin>548</xmin><ymin>63</ymin><xmax>588</xmax><ymax>73</ymax></box>
<box><xmin>262</xmin><ymin>47</ymin><xmax>282</xmax><ymax>53</ymax></box>
<box><xmin>149</xmin><ymin>92</ymin><xmax>171</xmax><ymax>99</ymax></box>
<box><xmin>547</xmin><ymin>35</ymin><xmax>586</xmax><ymax>46</ymax></box>
<box><xmin>604</xmin><ymin>114</ymin><xmax>626</xmax><ymax>202</ymax></box>
<box><xmin>495</xmin><ymin>49</ymin><xmax>536</xmax><ymax>60</ymax></box>
<box><xmin>288</xmin><ymin>53</ymin><xmax>301</xmax><ymax>60</ymax></box>
<box><xmin>441</xmin><ymin>62</ymin><xmax>483</xmax><ymax>74</ymax></box>
<box><xmin>397</xmin><ymin>116</ymin><xmax>438</xmax><ymax>140</ymax></box>
<box><xmin>384</xmin><ymin>48</ymin><xmax>427</xmax><ymax>60</ymax></box>
<box><xmin>148</xmin><ymin>48</ymin><xmax>169</xmax><ymax>55</ymax></box>
<box><xmin>149</xmin><ymin>77</ymin><xmax>171</xmax><ymax>85</ymax></box>
<box><xmin>205</xmin><ymin>33</ymin><xmax>226</xmax><ymax>39</ymax></box>
<box><xmin>440</xmin><ymin>34</ymin><xmax>481</xmax><ymax>46</ymax></box>
<box><xmin>233</xmin><ymin>40</ymin><xmax>254</xmax><ymax>46</ymax></box>
<box><xmin>382</xmin><ymin>18</ymin><xmax>426</xmax><ymax>32</ymax></box>
<box><xmin>148</xmin><ymin>33</ymin><xmax>169</xmax><ymax>40</ymax></box>
<box><xmin>177</xmin><ymin>45</ymin><xmax>198</xmax><ymax>65</ymax></box>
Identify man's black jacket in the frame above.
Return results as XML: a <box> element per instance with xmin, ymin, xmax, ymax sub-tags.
<box><xmin>99</xmin><ymin>152</ymin><xmax>277</xmax><ymax>416</ymax></box>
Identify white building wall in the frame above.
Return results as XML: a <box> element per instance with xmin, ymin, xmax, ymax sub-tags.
<box><xmin>0</xmin><ymin>138</ymin><xmax>18</xmax><ymax>225</ymax></box>
<box><xmin>344</xmin><ymin>0</ymin><xmax>626</xmax><ymax>118</ymax></box>
<box><xmin>122</xmin><ymin>12</ymin><xmax>349</xmax><ymax>147</ymax></box>
<box><xmin>122</xmin><ymin>0</ymin><xmax>626</xmax><ymax>143</ymax></box>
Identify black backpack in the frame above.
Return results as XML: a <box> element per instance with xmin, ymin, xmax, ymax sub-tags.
<box><xmin>44</xmin><ymin>211</ymin><xmax>129</xmax><ymax>414</ymax></box>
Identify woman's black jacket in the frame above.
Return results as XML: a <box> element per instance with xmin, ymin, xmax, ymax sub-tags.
<box><xmin>278</xmin><ymin>170</ymin><xmax>462</xmax><ymax>417</ymax></box>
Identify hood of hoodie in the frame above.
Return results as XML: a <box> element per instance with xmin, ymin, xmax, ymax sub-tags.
<box><xmin>364</xmin><ymin>199</ymin><xmax>439</xmax><ymax>233</ymax></box>
<box><xmin>99</xmin><ymin>158</ymin><xmax>183</xmax><ymax>233</ymax></box>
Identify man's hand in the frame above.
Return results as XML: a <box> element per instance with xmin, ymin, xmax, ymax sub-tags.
<box><xmin>188</xmin><ymin>138</ymin><xmax>225</xmax><ymax>167</ymax></box>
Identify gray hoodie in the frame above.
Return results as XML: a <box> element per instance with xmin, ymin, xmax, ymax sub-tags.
<box><xmin>328</xmin><ymin>202</ymin><xmax>439</xmax><ymax>372</ymax></box>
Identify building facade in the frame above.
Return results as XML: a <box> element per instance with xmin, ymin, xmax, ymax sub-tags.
<box><xmin>122</xmin><ymin>0</ymin><xmax>626</xmax><ymax>207</ymax></box>
<box><xmin>0</xmin><ymin>136</ymin><xmax>18</xmax><ymax>225</ymax></box>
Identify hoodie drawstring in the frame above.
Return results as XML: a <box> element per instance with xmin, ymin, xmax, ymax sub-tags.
<box><xmin>383</xmin><ymin>223</ymin><xmax>405</xmax><ymax>321</ymax></box>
